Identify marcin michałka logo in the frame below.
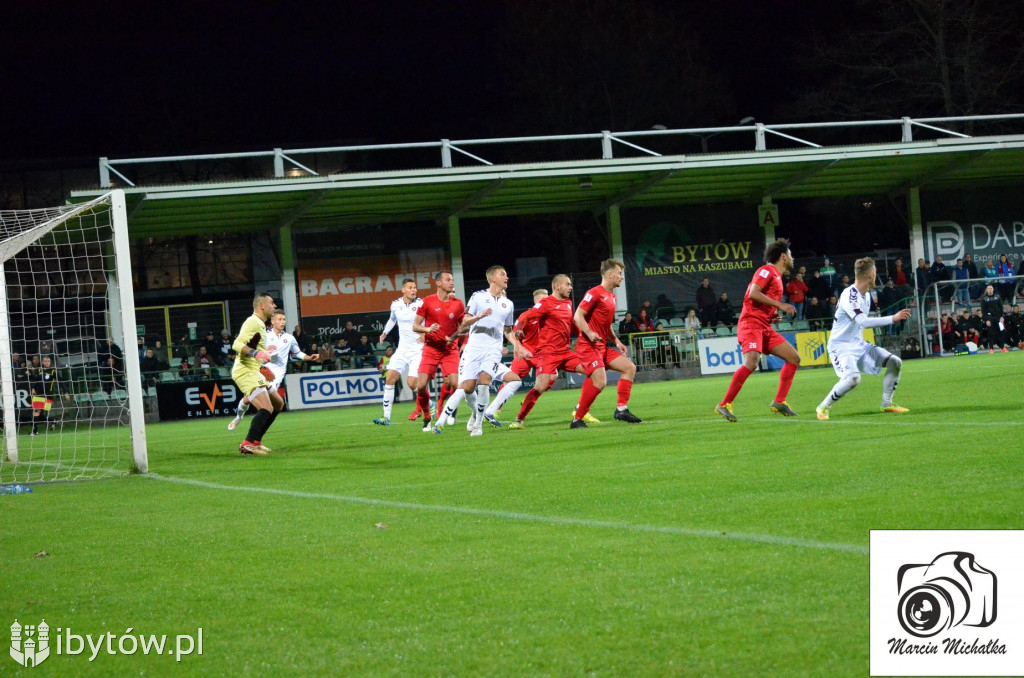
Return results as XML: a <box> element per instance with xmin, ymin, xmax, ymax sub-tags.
<box><xmin>870</xmin><ymin>531</ymin><xmax>1023</xmax><ymax>677</ymax></box>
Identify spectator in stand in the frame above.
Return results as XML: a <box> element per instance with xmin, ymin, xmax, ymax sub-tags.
<box><xmin>636</xmin><ymin>307</ymin><xmax>655</xmax><ymax>333</ymax></box>
<box><xmin>683</xmin><ymin>308</ymin><xmax>701</xmax><ymax>332</ymax></box>
<box><xmin>201</xmin><ymin>331</ymin><xmax>223</xmax><ymax>365</ymax></box>
<box><xmin>353</xmin><ymin>334</ymin><xmax>376</xmax><ymax>368</ymax></box>
<box><xmin>151</xmin><ymin>340</ymin><xmax>166</xmax><ymax>361</ymax></box>
<box><xmin>618</xmin><ymin>312</ymin><xmax>640</xmax><ymax>336</ymax></box>
<box><xmin>695</xmin><ymin>277</ymin><xmax>716</xmax><ymax>327</ymax></box>
<box><xmin>316</xmin><ymin>340</ymin><xmax>334</xmax><ymax>368</ymax></box>
<box><xmin>938</xmin><ymin>313</ymin><xmax>959</xmax><ymax>351</ymax></box>
<box><xmin>98</xmin><ymin>338</ymin><xmax>125</xmax><ymax>393</ymax></box>
<box><xmin>929</xmin><ymin>256</ymin><xmax>951</xmax><ymax>301</ymax></box>
<box><xmin>653</xmin><ymin>321</ymin><xmax>680</xmax><ymax>367</ymax></box>
<box><xmin>805</xmin><ymin>269</ymin><xmax>827</xmax><ymax>304</ymax></box>
<box><xmin>224</xmin><ymin>348</ymin><xmax>237</xmax><ymax>366</ymax></box>
<box><xmin>715</xmin><ymin>292</ymin><xmax>736</xmax><ymax>328</ymax></box>
<box><xmin>377</xmin><ymin>346</ymin><xmax>395</xmax><ymax>374</ymax></box>
<box><xmin>1005</xmin><ymin>304</ymin><xmax>1023</xmax><ymax>347</ymax></box>
<box><xmin>293</xmin><ymin>325</ymin><xmax>312</xmax><ymax>354</ymax></box>
<box><xmin>654</xmin><ymin>293</ymin><xmax>676</xmax><ymax>321</ymax></box>
<box><xmin>617</xmin><ymin>312</ymin><xmax>640</xmax><ymax>337</ymax></box>
<box><xmin>820</xmin><ymin>257</ymin><xmax>837</xmax><ymax>289</ymax></box>
<box><xmin>955</xmin><ymin>309</ymin><xmax>980</xmax><ymax>346</ymax></box>
<box><xmin>137</xmin><ymin>336</ymin><xmax>147</xmax><ymax>362</ymax></box>
<box><xmin>338</xmin><ymin>321</ymin><xmax>362</xmax><ymax>349</ymax></box>
<box><xmin>785</xmin><ymin>272</ymin><xmax>808</xmax><ymax>321</ymax></box>
<box><xmin>832</xmin><ymin>274</ymin><xmax>851</xmax><ymax>300</ymax></box>
<box><xmin>139</xmin><ymin>348</ymin><xmax>164</xmax><ymax>387</ymax></box>
<box><xmin>827</xmin><ymin>294</ymin><xmax>840</xmax><ymax>317</ymax></box>
<box><xmin>996</xmin><ymin>254</ymin><xmax>1015</xmax><ymax>300</ymax></box>
<box><xmin>178</xmin><ymin>357</ymin><xmax>193</xmax><ymax>382</ymax></box>
<box><xmin>194</xmin><ymin>346</ymin><xmax>216</xmax><ymax>380</ymax></box>
<box><xmin>981</xmin><ymin>258</ymin><xmax>998</xmax><ymax>288</ymax></box>
<box><xmin>963</xmin><ymin>253</ymin><xmax>981</xmax><ymax>298</ymax></box>
<box><xmin>915</xmin><ymin>258</ymin><xmax>931</xmax><ymax>307</ymax></box>
<box><xmin>876</xmin><ymin>280</ymin><xmax>902</xmax><ymax>335</ymax></box>
<box><xmin>953</xmin><ymin>258</ymin><xmax>971</xmax><ymax>309</ymax></box>
<box><xmin>979</xmin><ymin>284</ymin><xmax>1008</xmax><ymax>352</ymax></box>
<box><xmin>334</xmin><ymin>337</ymin><xmax>354</xmax><ymax>369</ymax></box>
<box><xmin>219</xmin><ymin>330</ymin><xmax>233</xmax><ymax>362</ymax></box>
<box><xmin>804</xmin><ymin>296</ymin><xmax>829</xmax><ymax>331</ymax></box>
<box><xmin>889</xmin><ymin>258</ymin><xmax>911</xmax><ymax>299</ymax></box>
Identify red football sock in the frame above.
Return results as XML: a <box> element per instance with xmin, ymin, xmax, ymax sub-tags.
<box><xmin>417</xmin><ymin>389</ymin><xmax>431</xmax><ymax>420</ymax></box>
<box><xmin>775</xmin><ymin>361</ymin><xmax>798</xmax><ymax>403</ymax></box>
<box><xmin>436</xmin><ymin>384</ymin><xmax>452</xmax><ymax>419</ymax></box>
<box><xmin>616</xmin><ymin>378</ymin><xmax>633</xmax><ymax>409</ymax></box>
<box><xmin>720</xmin><ymin>365</ymin><xmax>753</xmax><ymax>406</ymax></box>
<box><xmin>575</xmin><ymin>377</ymin><xmax>602</xmax><ymax>419</ymax></box>
<box><xmin>517</xmin><ymin>388</ymin><xmax>542</xmax><ymax>421</ymax></box>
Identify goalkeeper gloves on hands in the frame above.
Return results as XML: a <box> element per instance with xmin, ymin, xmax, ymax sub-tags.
<box><xmin>254</xmin><ymin>350</ymin><xmax>272</xmax><ymax>363</ymax></box>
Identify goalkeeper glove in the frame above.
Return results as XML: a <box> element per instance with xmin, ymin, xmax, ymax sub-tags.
<box><xmin>254</xmin><ymin>350</ymin><xmax>272</xmax><ymax>363</ymax></box>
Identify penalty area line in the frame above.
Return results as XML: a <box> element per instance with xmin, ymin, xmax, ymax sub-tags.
<box><xmin>146</xmin><ymin>473</ymin><xmax>867</xmax><ymax>555</ymax></box>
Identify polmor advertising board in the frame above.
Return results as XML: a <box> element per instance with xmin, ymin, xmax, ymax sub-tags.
<box><xmin>284</xmin><ymin>369</ymin><xmax>411</xmax><ymax>410</ymax></box>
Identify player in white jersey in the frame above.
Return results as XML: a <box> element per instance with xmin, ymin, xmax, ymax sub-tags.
<box><xmin>228</xmin><ymin>309</ymin><xmax>319</xmax><ymax>430</ymax></box>
<box><xmin>816</xmin><ymin>257</ymin><xmax>912</xmax><ymax>420</ymax></box>
<box><xmin>433</xmin><ymin>265</ymin><xmax>529</xmax><ymax>436</ymax></box>
<box><xmin>373</xmin><ymin>278</ymin><xmax>425</xmax><ymax>426</ymax></box>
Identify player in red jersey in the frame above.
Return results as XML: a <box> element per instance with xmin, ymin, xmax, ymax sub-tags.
<box><xmin>508</xmin><ymin>274</ymin><xmax>588</xmax><ymax>429</ymax></box>
<box><xmin>413</xmin><ymin>270</ymin><xmax>465</xmax><ymax>432</ymax></box>
<box><xmin>508</xmin><ymin>288</ymin><xmax>548</xmax><ymax>381</ymax></box>
<box><xmin>715</xmin><ymin>238</ymin><xmax>801</xmax><ymax>422</ymax></box>
<box><xmin>570</xmin><ymin>259</ymin><xmax>642</xmax><ymax>429</ymax></box>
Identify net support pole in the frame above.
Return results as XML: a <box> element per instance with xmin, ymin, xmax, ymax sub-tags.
<box><xmin>110</xmin><ymin>190</ymin><xmax>149</xmax><ymax>473</ymax></box>
<box><xmin>0</xmin><ymin>262</ymin><xmax>19</xmax><ymax>462</ymax></box>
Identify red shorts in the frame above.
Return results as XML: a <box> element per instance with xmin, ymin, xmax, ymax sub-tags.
<box><xmin>509</xmin><ymin>353</ymin><xmax>539</xmax><ymax>378</ymax></box>
<box><xmin>419</xmin><ymin>344</ymin><xmax>460</xmax><ymax>378</ymax></box>
<box><xmin>538</xmin><ymin>348</ymin><xmax>582</xmax><ymax>376</ymax></box>
<box><xmin>259</xmin><ymin>366</ymin><xmax>275</xmax><ymax>381</ymax></box>
<box><xmin>575</xmin><ymin>340</ymin><xmax>626</xmax><ymax>377</ymax></box>
<box><xmin>736</xmin><ymin>320</ymin><xmax>788</xmax><ymax>355</ymax></box>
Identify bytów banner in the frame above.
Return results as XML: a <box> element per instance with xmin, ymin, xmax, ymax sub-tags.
<box><xmin>621</xmin><ymin>205</ymin><xmax>761</xmax><ymax>313</ymax></box>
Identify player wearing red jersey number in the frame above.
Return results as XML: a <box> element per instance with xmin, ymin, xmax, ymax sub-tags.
<box><xmin>715</xmin><ymin>238</ymin><xmax>802</xmax><ymax>422</ymax></box>
<box><xmin>508</xmin><ymin>288</ymin><xmax>548</xmax><ymax>381</ymax></box>
<box><xmin>570</xmin><ymin>259</ymin><xmax>642</xmax><ymax>429</ymax></box>
<box><xmin>413</xmin><ymin>270</ymin><xmax>465</xmax><ymax>432</ymax></box>
<box><xmin>508</xmin><ymin>274</ymin><xmax>588</xmax><ymax>429</ymax></box>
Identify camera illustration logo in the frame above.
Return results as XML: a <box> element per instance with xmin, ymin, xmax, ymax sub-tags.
<box><xmin>897</xmin><ymin>552</ymin><xmax>996</xmax><ymax>638</ymax></box>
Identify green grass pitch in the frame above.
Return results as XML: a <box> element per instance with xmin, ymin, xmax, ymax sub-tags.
<box><xmin>3</xmin><ymin>353</ymin><xmax>1022</xmax><ymax>676</ymax></box>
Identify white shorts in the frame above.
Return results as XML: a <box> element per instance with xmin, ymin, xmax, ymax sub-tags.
<box><xmin>386</xmin><ymin>344</ymin><xmax>422</xmax><ymax>380</ymax></box>
<box><xmin>266</xmin><ymin>366</ymin><xmax>286</xmax><ymax>392</ymax></box>
<box><xmin>828</xmin><ymin>342</ymin><xmax>892</xmax><ymax>379</ymax></box>
<box><xmin>458</xmin><ymin>346</ymin><xmax>510</xmax><ymax>384</ymax></box>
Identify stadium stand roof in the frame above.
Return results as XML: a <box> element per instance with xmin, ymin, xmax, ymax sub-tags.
<box><xmin>70</xmin><ymin>116</ymin><xmax>1024</xmax><ymax>238</ymax></box>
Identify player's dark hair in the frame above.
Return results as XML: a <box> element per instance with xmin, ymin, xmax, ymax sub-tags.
<box><xmin>434</xmin><ymin>271</ymin><xmax>451</xmax><ymax>282</ymax></box>
<box><xmin>402</xmin><ymin>278</ymin><xmax>415</xmax><ymax>286</ymax></box>
<box><xmin>763</xmin><ymin>238</ymin><xmax>791</xmax><ymax>265</ymax></box>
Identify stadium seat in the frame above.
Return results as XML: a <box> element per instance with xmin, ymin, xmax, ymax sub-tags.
<box><xmin>146</xmin><ymin>386</ymin><xmax>157</xmax><ymax>398</ymax></box>
<box><xmin>110</xmin><ymin>389</ymin><xmax>128</xmax><ymax>401</ymax></box>
<box><xmin>715</xmin><ymin>326</ymin><xmax>733</xmax><ymax>337</ymax></box>
<box><xmin>169</xmin><ymin>357</ymin><xmax>182</xmax><ymax>368</ymax></box>
<box><xmin>668</xmin><ymin>317</ymin><xmax>684</xmax><ymax>327</ymax></box>
<box><xmin>792</xmin><ymin>320</ymin><xmax>810</xmax><ymax>331</ymax></box>
<box><xmin>700</xmin><ymin>328</ymin><xmax>715</xmax><ymax>338</ymax></box>
<box><xmin>160</xmin><ymin>371</ymin><xmax>177</xmax><ymax>382</ymax></box>
<box><xmin>778</xmin><ymin>321</ymin><xmax>794</xmax><ymax>331</ymax></box>
<box><xmin>92</xmin><ymin>391</ymin><xmax>110</xmax><ymax>402</ymax></box>
<box><xmin>74</xmin><ymin>393</ymin><xmax>93</xmax><ymax>417</ymax></box>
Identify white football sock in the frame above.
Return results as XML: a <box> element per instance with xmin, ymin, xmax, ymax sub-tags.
<box><xmin>382</xmin><ymin>384</ymin><xmax>395</xmax><ymax>420</ymax></box>
<box><xmin>485</xmin><ymin>380</ymin><xmax>521</xmax><ymax>417</ymax></box>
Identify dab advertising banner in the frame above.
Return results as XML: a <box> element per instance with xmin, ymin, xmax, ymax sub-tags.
<box><xmin>296</xmin><ymin>223</ymin><xmax>450</xmax><ymax>341</ymax></box>
<box><xmin>922</xmin><ymin>187</ymin><xmax>1024</xmax><ymax>270</ymax></box>
<box><xmin>621</xmin><ymin>205</ymin><xmax>762</xmax><ymax>312</ymax></box>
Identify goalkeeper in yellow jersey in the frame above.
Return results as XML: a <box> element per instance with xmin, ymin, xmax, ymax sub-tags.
<box><xmin>231</xmin><ymin>292</ymin><xmax>283</xmax><ymax>455</ymax></box>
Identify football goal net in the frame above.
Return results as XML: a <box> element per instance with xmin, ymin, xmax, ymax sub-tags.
<box><xmin>0</xmin><ymin>190</ymin><xmax>147</xmax><ymax>482</ymax></box>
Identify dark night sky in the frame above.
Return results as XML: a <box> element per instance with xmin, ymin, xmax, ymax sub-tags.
<box><xmin>1</xmin><ymin>1</ymin><xmax>834</xmax><ymax>161</ymax></box>
<box><xmin>6</xmin><ymin>1</ymin><xmax>1009</xmax><ymax>259</ymax></box>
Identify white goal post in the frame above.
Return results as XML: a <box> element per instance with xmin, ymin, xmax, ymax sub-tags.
<box><xmin>0</xmin><ymin>189</ymin><xmax>147</xmax><ymax>481</ymax></box>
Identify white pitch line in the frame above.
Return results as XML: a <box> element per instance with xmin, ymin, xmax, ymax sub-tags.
<box><xmin>146</xmin><ymin>473</ymin><xmax>867</xmax><ymax>555</ymax></box>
